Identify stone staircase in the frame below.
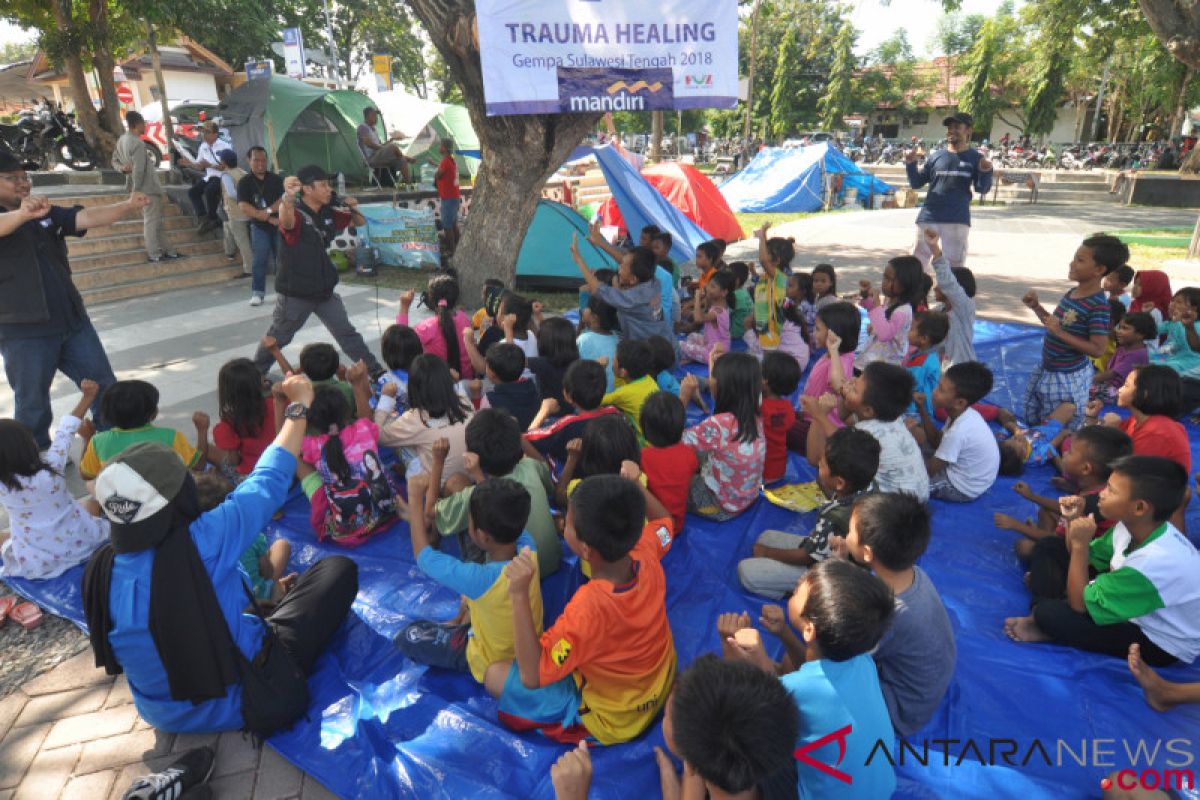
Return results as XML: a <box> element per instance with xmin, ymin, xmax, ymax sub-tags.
<box><xmin>864</xmin><ymin>165</ymin><xmax>1120</xmax><ymax>205</ymax></box>
<box><xmin>60</xmin><ymin>189</ymin><xmax>242</xmax><ymax>306</ymax></box>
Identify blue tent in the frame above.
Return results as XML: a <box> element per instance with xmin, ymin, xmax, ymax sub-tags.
<box><xmin>592</xmin><ymin>144</ymin><xmax>710</xmax><ymax>263</ymax></box>
<box><xmin>515</xmin><ymin>199</ymin><xmax>616</xmax><ymax>290</ymax></box>
<box><xmin>720</xmin><ymin>142</ymin><xmax>896</xmax><ymax>213</ymax></box>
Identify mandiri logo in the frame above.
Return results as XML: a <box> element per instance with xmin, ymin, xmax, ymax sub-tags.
<box><xmin>795</xmin><ymin>724</ymin><xmax>854</xmax><ymax>785</ymax></box>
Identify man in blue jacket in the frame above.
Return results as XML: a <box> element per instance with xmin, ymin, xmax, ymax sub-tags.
<box><xmin>84</xmin><ymin>374</ymin><xmax>358</xmax><ymax>734</ymax></box>
<box><xmin>906</xmin><ymin>112</ymin><xmax>993</xmax><ymax>273</ymax></box>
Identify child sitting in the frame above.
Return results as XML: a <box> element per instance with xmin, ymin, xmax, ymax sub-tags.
<box><xmin>806</xmin><ymin>361</ymin><xmax>930</xmax><ymax>502</ymax></box>
<box><xmin>639</xmin><ymin>392</ymin><xmax>699</xmax><ymax>533</ymax></box>
<box><xmin>856</xmin><ymin>255</ymin><xmax>924</xmax><ymax>369</ymax></box>
<box><xmin>0</xmin><ymin>381</ymin><xmax>109</xmax><ymax>580</ymax></box>
<box><xmin>995</xmin><ymin>424</ymin><xmax>1132</xmax><ymax>560</ymax></box>
<box><xmin>915</xmin><ymin>361</ymin><xmax>1001</xmax><ymax>503</ymax></box>
<box><xmin>80</xmin><ymin>380</ymin><xmax>202</xmax><ymax>480</ymax></box>
<box><xmin>525</xmin><ymin>360</ymin><xmax>618</xmax><ymax>467</ymax></box>
<box><xmin>652</xmin><ymin>230</ymin><xmax>678</xmax><ymax>287</ymax></box>
<box><xmin>1096</xmin><ymin>364</ymin><xmax>1191</xmax><ymax>479</ymax></box>
<box><xmin>1104</xmin><ymin>264</ymin><xmax>1135</xmax><ymax>311</ymax></box>
<box><xmin>1006</xmin><ymin>456</ymin><xmax>1200</xmax><ymax>668</ymax></box>
<box><xmin>201</xmin><ymin>358</ymin><xmax>277</xmax><ymax>482</ymax></box>
<box><xmin>751</xmin><ymin>223</ymin><xmax>792</xmax><ymax>348</ymax></box>
<box><xmin>812</xmin><ymin>263</ymin><xmax>838</xmax><ymax>310</ymax></box>
<box><xmin>399</xmin><ymin>273</ymin><xmax>474</xmax><ymax>379</ymax></box>
<box><xmin>576</xmin><ymin>293</ymin><xmax>619</xmax><ymax>393</ymax></box>
<box><xmin>923</xmin><ymin>228</ymin><xmax>976</xmax><ymax>366</ymax></box>
<box><xmin>692</xmin><ymin>240</ymin><xmax>723</xmax><ymax>293</ymax></box>
<box><xmin>431</xmin><ymin>409</ymin><xmax>560</xmax><ymax>576</ymax></box>
<box><xmin>721</xmin><ymin>559</ymin><xmax>896</xmax><ymax>799</ymax></box>
<box><xmin>260</xmin><ymin>338</ymin><xmax>354</xmax><ymax>407</ymax></box>
<box><xmin>471</xmin><ymin>278</ymin><xmax>505</xmax><ymax>331</ymax></box>
<box><xmin>791</xmin><ymin>302</ymin><xmax>860</xmax><ymax>456</ymax></box>
<box><xmin>1133</xmin><ymin>269</ymin><xmax>1172</xmax><ymax>326</ymax></box>
<box><xmin>527</xmin><ymin>317</ymin><xmax>579</xmax><ymax>413</ymax></box>
<box><xmin>1090</xmin><ymin>311</ymin><xmax>1153</xmax><ymax>404</ymax></box>
<box><xmin>480</xmin><ymin>343</ymin><xmax>540</xmax><ymax>431</ymax></box>
<box><xmin>601</xmin><ymin>339</ymin><xmax>659</xmax><ymax>444</ymax></box>
<box><xmin>680</xmin><ymin>352</ymin><xmax>765</xmax><ymax>520</ymax></box>
<box><xmin>905</xmin><ymin>310</ymin><xmax>950</xmax><ymax>420</ymax></box>
<box><xmin>491</xmin><ymin>472</ymin><xmax>677</xmax><ymax>744</ymax></box>
<box><xmin>726</xmin><ymin>262</ymin><xmax>754</xmax><ymax>341</ymax></box>
<box><xmin>738</xmin><ymin>426</ymin><xmax>879</xmax><ymax>600</ymax></box>
<box><xmin>1152</xmin><ymin>287</ymin><xmax>1200</xmax><ymax>411</ymax></box>
<box><xmin>840</xmin><ymin>492</ymin><xmax>956</xmax><ymax>737</ymax></box>
<box><xmin>647</xmin><ymin>335</ymin><xmax>682</xmax><ymax>396</ymax></box>
<box><xmin>300</xmin><ymin>367</ymin><xmax>401</xmax><ymax>545</ymax></box>
<box><xmin>1022</xmin><ymin>235</ymin><xmax>1126</xmax><ymax>429</ymax></box>
<box><xmin>572</xmin><ymin>235</ymin><xmax>673</xmax><ymax>342</ymax></box>
<box><xmin>744</xmin><ymin>291</ymin><xmax>811</xmax><ymax>372</ymax></box>
<box><xmin>398</xmin><ymin>473</ymin><xmax>542</xmax><ymax>683</ymax></box>
<box><xmin>194</xmin><ymin>472</ymin><xmax>295</xmax><ymax>603</ymax></box>
<box><xmin>496</xmin><ymin>293</ymin><xmax>539</xmax><ymax>360</ymax></box>
<box><xmin>680</xmin><ymin>270</ymin><xmax>733</xmax><ymax>364</ymax></box>
<box><xmin>1090</xmin><ymin>298</ymin><xmax>1124</xmax><ymax>374</ymax></box>
<box><xmin>554</xmin><ymin>413</ymin><xmax>641</xmax><ymax>510</ymax></box>
<box><xmin>374</xmin><ymin>324</ymin><xmax>423</xmax><ymax>412</ymax></box>
<box><xmin>376</xmin><ymin>353</ymin><xmax>473</xmax><ymax>486</ymax></box>
<box><xmin>760</xmin><ymin>351</ymin><xmax>801</xmax><ymax>483</ymax></box>
<box><xmin>997</xmin><ymin>402</ymin><xmax>1076</xmax><ymax>477</ymax></box>
<box><xmin>788</xmin><ymin>270</ymin><xmax>817</xmax><ymax>338</ymax></box>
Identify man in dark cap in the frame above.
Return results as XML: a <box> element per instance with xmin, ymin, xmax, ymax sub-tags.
<box><xmin>905</xmin><ymin>111</ymin><xmax>993</xmax><ymax>273</ymax></box>
<box><xmin>84</xmin><ymin>373</ymin><xmax>358</xmax><ymax>734</ymax></box>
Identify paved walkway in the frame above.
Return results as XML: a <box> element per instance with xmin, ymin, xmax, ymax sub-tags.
<box><xmin>0</xmin><ymin>651</ymin><xmax>336</xmax><ymax>800</ymax></box>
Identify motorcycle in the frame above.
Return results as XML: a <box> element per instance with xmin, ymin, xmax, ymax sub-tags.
<box><xmin>0</xmin><ymin>100</ymin><xmax>95</xmax><ymax>171</ymax></box>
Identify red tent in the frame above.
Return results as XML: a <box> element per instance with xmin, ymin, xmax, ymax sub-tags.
<box><xmin>599</xmin><ymin>162</ymin><xmax>745</xmax><ymax>244</ymax></box>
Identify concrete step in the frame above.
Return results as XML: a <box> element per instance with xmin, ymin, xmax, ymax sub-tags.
<box><xmin>81</xmin><ymin>212</ymin><xmax>196</xmax><ymax>241</ymax></box>
<box><xmin>72</xmin><ymin>250</ymin><xmax>240</xmax><ymax>292</ymax></box>
<box><xmin>69</xmin><ymin>238</ymin><xmax>225</xmax><ymax>273</ymax></box>
<box><xmin>80</xmin><ymin>262</ymin><xmax>246</xmax><ymax>306</ymax></box>
<box><xmin>67</xmin><ymin>224</ymin><xmax>222</xmax><ymax>256</ymax></box>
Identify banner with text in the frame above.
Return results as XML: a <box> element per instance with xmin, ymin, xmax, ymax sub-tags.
<box><xmin>359</xmin><ymin>204</ymin><xmax>440</xmax><ymax>269</ymax></box>
<box><xmin>476</xmin><ymin>0</ymin><xmax>738</xmax><ymax>116</ymax></box>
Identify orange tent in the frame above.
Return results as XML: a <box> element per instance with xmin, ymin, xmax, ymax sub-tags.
<box><xmin>599</xmin><ymin>162</ymin><xmax>745</xmax><ymax>244</ymax></box>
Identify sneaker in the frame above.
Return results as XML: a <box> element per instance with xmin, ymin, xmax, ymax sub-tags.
<box><xmin>147</xmin><ymin>255</ymin><xmax>163</xmax><ymax>263</ymax></box>
<box><xmin>162</xmin><ymin>252</ymin><xmax>187</xmax><ymax>260</ymax></box>
<box><xmin>249</xmin><ymin>293</ymin><xmax>264</xmax><ymax>307</ymax></box>
<box><xmin>121</xmin><ymin>745</ymin><xmax>215</xmax><ymax>800</ymax></box>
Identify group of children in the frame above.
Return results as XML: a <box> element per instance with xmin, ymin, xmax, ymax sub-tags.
<box><xmin>2</xmin><ymin>218</ymin><xmax>1200</xmax><ymax>799</ymax></box>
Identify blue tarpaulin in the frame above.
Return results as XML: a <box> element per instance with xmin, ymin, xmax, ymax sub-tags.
<box><xmin>721</xmin><ymin>143</ymin><xmax>897</xmax><ymax>213</ymax></box>
<box><xmin>6</xmin><ymin>320</ymin><xmax>1200</xmax><ymax>800</ymax></box>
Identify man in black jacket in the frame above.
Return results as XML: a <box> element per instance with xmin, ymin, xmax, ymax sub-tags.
<box><xmin>251</xmin><ymin>165</ymin><xmax>381</xmax><ymax>376</ymax></box>
<box><xmin>0</xmin><ymin>151</ymin><xmax>149</xmax><ymax>448</ymax></box>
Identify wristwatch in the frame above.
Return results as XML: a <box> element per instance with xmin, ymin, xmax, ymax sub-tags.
<box><xmin>284</xmin><ymin>402</ymin><xmax>308</xmax><ymax>420</ymax></box>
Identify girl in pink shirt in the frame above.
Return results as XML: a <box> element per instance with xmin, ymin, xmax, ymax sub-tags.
<box><xmin>787</xmin><ymin>301</ymin><xmax>860</xmax><ymax>456</ymax></box>
<box><xmin>856</xmin><ymin>256</ymin><xmax>924</xmax><ymax>369</ymax></box>
<box><xmin>398</xmin><ymin>273</ymin><xmax>474</xmax><ymax>379</ymax></box>
<box><xmin>681</xmin><ymin>270</ymin><xmax>734</xmax><ymax>363</ymax></box>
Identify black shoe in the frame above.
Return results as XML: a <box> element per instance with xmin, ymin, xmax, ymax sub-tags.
<box><xmin>162</xmin><ymin>252</ymin><xmax>187</xmax><ymax>260</ymax></box>
<box><xmin>121</xmin><ymin>745</ymin><xmax>215</xmax><ymax>800</ymax></box>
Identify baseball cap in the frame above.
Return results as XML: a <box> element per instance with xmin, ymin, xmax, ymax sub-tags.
<box><xmin>94</xmin><ymin>442</ymin><xmax>188</xmax><ymax>526</ymax></box>
<box><xmin>943</xmin><ymin>112</ymin><xmax>974</xmax><ymax>128</ymax></box>
<box><xmin>295</xmin><ymin>164</ymin><xmax>334</xmax><ymax>185</ymax></box>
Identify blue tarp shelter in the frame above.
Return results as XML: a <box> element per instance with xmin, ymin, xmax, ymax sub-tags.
<box><xmin>516</xmin><ymin>200</ymin><xmax>616</xmax><ymax>290</ymax></box>
<box><xmin>720</xmin><ymin>142</ymin><xmax>896</xmax><ymax>213</ymax></box>
<box><xmin>592</xmin><ymin>144</ymin><xmax>711</xmax><ymax>263</ymax></box>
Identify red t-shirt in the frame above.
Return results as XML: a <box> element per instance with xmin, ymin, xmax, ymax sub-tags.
<box><xmin>212</xmin><ymin>396</ymin><xmax>276</xmax><ymax>475</ymax></box>
<box><xmin>1120</xmin><ymin>414</ymin><xmax>1192</xmax><ymax>473</ymax></box>
<box><xmin>436</xmin><ymin>155</ymin><xmax>461</xmax><ymax>200</ymax></box>
<box><xmin>761</xmin><ymin>397</ymin><xmax>797</xmax><ymax>482</ymax></box>
<box><xmin>641</xmin><ymin>443</ymin><xmax>699</xmax><ymax>532</ymax></box>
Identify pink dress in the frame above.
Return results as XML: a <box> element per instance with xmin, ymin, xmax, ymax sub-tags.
<box><xmin>680</xmin><ymin>306</ymin><xmax>731</xmax><ymax>363</ymax></box>
<box><xmin>856</xmin><ymin>300</ymin><xmax>913</xmax><ymax>368</ymax></box>
<box><xmin>398</xmin><ymin>309</ymin><xmax>474</xmax><ymax>379</ymax></box>
<box><xmin>302</xmin><ymin>418</ymin><xmax>400</xmax><ymax>545</ymax></box>
<box><xmin>803</xmin><ymin>351</ymin><xmax>857</xmax><ymax>428</ymax></box>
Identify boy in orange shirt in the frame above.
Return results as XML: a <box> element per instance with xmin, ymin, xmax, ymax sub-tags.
<box><xmin>488</xmin><ymin>468</ymin><xmax>677</xmax><ymax>744</ymax></box>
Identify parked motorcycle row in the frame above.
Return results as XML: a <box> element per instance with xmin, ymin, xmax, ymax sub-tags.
<box><xmin>0</xmin><ymin>99</ymin><xmax>96</xmax><ymax>171</ymax></box>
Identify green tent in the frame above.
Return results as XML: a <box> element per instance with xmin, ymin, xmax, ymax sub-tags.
<box><xmin>220</xmin><ymin>76</ymin><xmax>373</xmax><ymax>181</ymax></box>
<box><xmin>516</xmin><ymin>200</ymin><xmax>616</xmax><ymax>290</ymax></box>
<box><xmin>368</xmin><ymin>89</ymin><xmax>481</xmax><ymax>180</ymax></box>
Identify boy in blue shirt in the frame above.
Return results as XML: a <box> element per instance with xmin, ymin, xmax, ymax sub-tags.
<box><xmin>904</xmin><ymin>310</ymin><xmax>949</xmax><ymax>423</ymax></box>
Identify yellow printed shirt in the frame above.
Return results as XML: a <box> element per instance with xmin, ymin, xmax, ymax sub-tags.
<box><xmin>601</xmin><ymin>375</ymin><xmax>660</xmax><ymax>445</ymax></box>
<box><xmin>80</xmin><ymin>425</ymin><xmax>201</xmax><ymax>479</ymax></box>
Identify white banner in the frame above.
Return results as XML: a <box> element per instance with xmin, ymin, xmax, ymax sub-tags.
<box><xmin>283</xmin><ymin>28</ymin><xmax>306</xmax><ymax>79</ymax></box>
<box><xmin>476</xmin><ymin>0</ymin><xmax>738</xmax><ymax>116</ymax></box>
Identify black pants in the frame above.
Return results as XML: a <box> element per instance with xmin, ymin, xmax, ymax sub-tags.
<box><xmin>267</xmin><ymin>556</ymin><xmax>358</xmax><ymax>674</ymax></box>
<box><xmin>1028</xmin><ymin>538</ymin><xmax>1176</xmax><ymax>667</ymax></box>
<box><xmin>188</xmin><ymin>176</ymin><xmax>222</xmax><ymax>221</ymax></box>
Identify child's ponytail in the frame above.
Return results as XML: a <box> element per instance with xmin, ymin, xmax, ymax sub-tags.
<box><xmin>308</xmin><ymin>387</ymin><xmax>354</xmax><ymax>484</ymax></box>
<box><xmin>427</xmin><ymin>274</ymin><xmax>462</xmax><ymax>370</ymax></box>
<box><xmin>766</xmin><ymin>237</ymin><xmax>796</xmax><ymax>272</ymax></box>
<box><xmin>321</xmin><ymin>428</ymin><xmax>353</xmax><ymax>485</ymax></box>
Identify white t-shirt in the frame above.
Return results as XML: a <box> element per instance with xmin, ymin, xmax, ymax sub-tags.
<box><xmin>856</xmin><ymin>418</ymin><xmax>929</xmax><ymax>502</ymax></box>
<box><xmin>934</xmin><ymin>407</ymin><xmax>1000</xmax><ymax>499</ymax></box>
<box><xmin>197</xmin><ymin>140</ymin><xmax>222</xmax><ymax>180</ymax></box>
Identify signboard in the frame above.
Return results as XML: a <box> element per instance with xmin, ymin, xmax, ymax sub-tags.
<box><xmin>116</xmin><ymin>84</ymin><xmax>134</xmax><ymax>105</ymax></box>
<box><xmin>358</xmin><ymin>204</ymin><xmax>440</xmax><ymax>269</ymax></box>
<box><xmin>245</xmin><ymin>60</ymin><xmax>273</xmax><ymax>81</ymax></box>
<box><xmin>372</xmin><ymin>55</ymin><xmax>393</xmax><ymax>92</ymax></box>
<box><xmin>475</xmin><ymin>0</ymin><xmax>738</xmax><ymax>116</ymax></box>
<box><xmin>282</xmin><ymin>27</ymin><xmax>306</xmax><ymax>79</ymax></box>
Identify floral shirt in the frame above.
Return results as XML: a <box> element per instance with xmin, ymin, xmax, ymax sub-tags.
<box><xmin>682</xmin><ymin>412</ymin><xmax>765</xmax><ymax>513</ymax></box>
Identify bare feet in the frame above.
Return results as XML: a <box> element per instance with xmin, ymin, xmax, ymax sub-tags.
<box><xmin>1128</xmin><ymin>643</ymin><xmax>1176</xmax><ymax>712</ymax></box>
<box><xmin>1004</xmin><ymin>615</ymin><xmax>1052</xmax><ymax>643</ymax></box>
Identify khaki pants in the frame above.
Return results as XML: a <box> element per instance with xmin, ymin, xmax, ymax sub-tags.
<box><xmin>913</xmin><ymin>222</ymin><xmax>970</xmax><ymax>272</ymax></box>
<box><xmin>223</xmin><ymin>218</ymin><xmax>253</xmax><ymax>275</ymax></box>
<box><xmin>143</xmin><ymin>194</ymin><xmax>168</xmax><ymax>257</ymax></box>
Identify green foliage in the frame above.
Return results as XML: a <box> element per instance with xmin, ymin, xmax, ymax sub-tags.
<box><xmin>817</xmin><ymin>22</ymin><xmax>856</xmax><ymax>130</ymax></box>
<box><xmin>933</xmin><ymin>11</ymin><xmax>986</xmax><ymax>57</ymax></box>
<box><xmin>0</xmin><ymin>39</ymin><xmax>37</xmax><ymax>64</ymax></box>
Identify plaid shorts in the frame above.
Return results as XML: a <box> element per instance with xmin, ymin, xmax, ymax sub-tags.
<box><xmin>1023</xmin><ymin>363</ymin><xmax>1092</xmax><ymax>430</ymax></box>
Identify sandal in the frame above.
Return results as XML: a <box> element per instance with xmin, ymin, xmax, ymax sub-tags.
<box><xmin>0</xmin><ymin>595</ymin><xmax>17</xmax><ymax>627</ymax></box>
<box><xmin>11</xmin><ymin>602</ymin><xmax>43</xmax><ymax>631</ymax></box>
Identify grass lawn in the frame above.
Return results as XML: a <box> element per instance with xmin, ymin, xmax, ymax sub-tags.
<box><xmin>733</xmin><ymin>211</ymin><xmax>823</xmax><ymax>236</ymax></box>
<box><xmin>1112</xmin><ymin>225</ymin><xmax>1193</xmax><ymax>249</ymax></box>
<box><xmin>1128</xmin><ymin>242</ymin><xmax>1189</xmax><ymax>272</ymax></box>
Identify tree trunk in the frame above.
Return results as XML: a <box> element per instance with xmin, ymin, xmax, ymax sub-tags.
<box><xmin>1138</xmin><ymin>0</ymin><xmax>1200</xmax><ymax>71</ymax></box>
<box><xmin>650</xmin><ymin>110</ymin><xmax>663</xmax><ymax>163</ymax></box>
<box><xmin>742</xmin><ymin>0</ymin><xmax>762</xmax><ymax>140</ymax></box>
<box><xmin>1181</xmin><ymin>145</ymin><xmax>1200</xmax><ymax>173</ymax></box>
<box><xmin>146</xmin><ymin>21</ymin><xmax>175</xmax><ymax>155</ymax></box>
<box><xmin>88</xmin><ymin>0</ymin><xmax>123</xmax><ymax>137</ymax></box>
<box><xmin>49</xmin><ymin>0</ymin><xmax>116</xmax><ymax>162</ymax></box>
<box><xmin>406</xmin><ymin>0</ymin><xmax>601</xmax><ymax>302</ymax></box>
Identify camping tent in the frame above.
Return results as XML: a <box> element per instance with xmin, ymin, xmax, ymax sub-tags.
<box><xmin>218</xmin><ymin>75</ymin><xmax>374</xmax><ymax>181</ymax></box>
<box><xmin>599</xmin><ymin>161</ymin><xmax>744</xmax><ymax>243</ymax></box>
<box><xmin>720</xmin><ymin>142</ymin><xmax>896</xmax><ymax>213</ymax></box>
<box><xmin>516</xmin><ymin>200</ymin><xmax>615</xmax><ymax>290</ymax></box>
<box><xmin>592</xmin><ymin>144</ymin><xmax>711</xmax><ymax>263</ymax></box>
<box><xmin>368</xmin><ymin>89</ymin><xmax>481</xmax><ymax>179</ymax></box>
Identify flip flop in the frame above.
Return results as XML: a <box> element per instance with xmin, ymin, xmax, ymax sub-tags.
<box><xmin>0</xmin><ymin>595</ymin><xmax>17</xmax><ymax>627</ymax></box>
<box><xmin>11</xmin><ymin>602</ymin><xmax>43</xmax><ymax>631</ymax></box>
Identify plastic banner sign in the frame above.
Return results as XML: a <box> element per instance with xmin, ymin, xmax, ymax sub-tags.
<box><xmin>372</xmin><ymin>55</ymin><xmax>393</xmax><ymax>92</ymax></box>
<box><xmin>359</xmin><ymin>204</ymin><xmax>440</xmax><ymax>268</ymax></box>
<box><xmin>245</xmin><ymin>61</ymin><xmax>273</xmax><ymax>81</ymax></box>
<box><xmin>283</xmin><ymin>28</ymin><xmax>306</xmax><ymax>79</ymax></box>
<box><xmin>476</xmin><ymin>0</ymin><xmax>738</xmax><ymax>116</ymax></box>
